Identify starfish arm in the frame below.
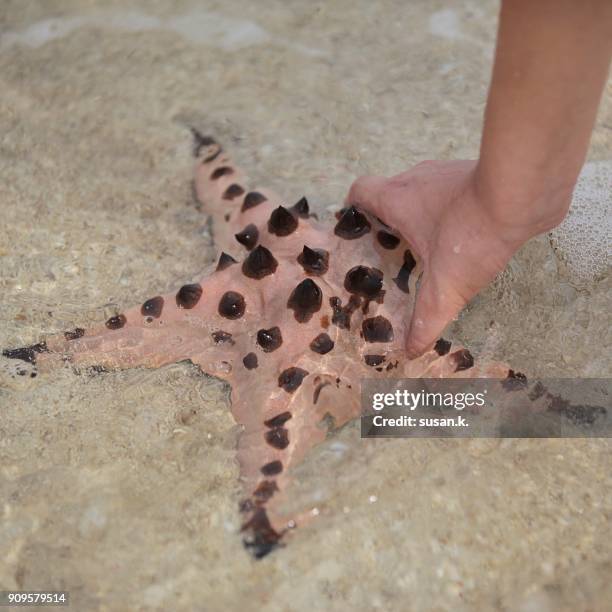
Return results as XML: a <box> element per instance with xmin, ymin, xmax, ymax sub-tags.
<box><xmin>4</xmin><ymin>263</ymin><xmax>256</xmax><ymax>380</ymax></box>
<box><xmin>232</xmin><ymin>358</ymin><xmax>366</xmax><ymax>557</ymax></box>
<box><xmin>191</xmin><ymin>129</ymin><xmax>335</xmax><ymax>261</ymax></box>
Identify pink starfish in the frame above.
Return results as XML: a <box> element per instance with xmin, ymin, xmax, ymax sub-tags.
<box><xmin>3</xmin><ymin>130</ymin><xmax>513</xmax><ymax>557</ymax></box>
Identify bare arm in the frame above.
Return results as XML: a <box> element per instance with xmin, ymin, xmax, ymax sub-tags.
<box><xmin>478</xmin><ymin>0</ymin><xmax>612</xmax><ymax>241</ymax></box>
<box><xmin>348</xmin><ymin>0</ymin><xmax>612</xmax><ymax>357</ymax></box>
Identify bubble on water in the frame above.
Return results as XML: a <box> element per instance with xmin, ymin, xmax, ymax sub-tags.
<box><xmin>549</xmin><ymin>160</ymin><xmax>611</xmax><ymax>284</ymax></box>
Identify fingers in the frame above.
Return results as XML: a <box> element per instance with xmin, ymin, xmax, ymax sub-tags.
<box><xmin>405</xmin><ymin>275</ymin><xmax>467</xmax><ymax>359</ymax></box>
<box><xmin>345</xmin><ymin>175</ymin><xmax>390</xmax><ymax>222</ymax></box>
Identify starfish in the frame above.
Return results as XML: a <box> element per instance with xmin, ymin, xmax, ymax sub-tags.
<box><xmin>3</xmin><ymin>130</ymin><xmax>514</xmax><ymax>557</ymax></box>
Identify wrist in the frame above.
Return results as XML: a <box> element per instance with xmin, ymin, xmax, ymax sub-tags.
<box><xmin>471</xmin><ymin>160</ymin><xmax>573</xmax><ymax>243</ymax></box>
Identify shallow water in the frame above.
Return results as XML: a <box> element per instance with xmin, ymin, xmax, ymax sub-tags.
<box><xmin>0</xmin><ymin>1</ymin><xmax>610</xmax><ymax>610</ymax></box>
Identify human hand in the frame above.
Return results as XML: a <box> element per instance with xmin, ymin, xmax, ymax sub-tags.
<box><xmin>346</xmin><ymin>160</ymin><xmax>539</xmax><ymax>359</ymax></box>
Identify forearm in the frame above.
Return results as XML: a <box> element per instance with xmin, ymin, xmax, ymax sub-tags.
<box><xmin>475</xmin><ymin>0</ymin><xmax>612</xmax><ymax>239</ymax></box>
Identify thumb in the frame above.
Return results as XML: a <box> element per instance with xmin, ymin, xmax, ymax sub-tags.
<box><xmin>405</xmin><ymin>274</ymin><xmax>467</xmax><ymax>359</ymax></box>
<box><xmin>345</xmin><ymin>175</ymin><xmax>389</xmax><ymax>222</ymax></box>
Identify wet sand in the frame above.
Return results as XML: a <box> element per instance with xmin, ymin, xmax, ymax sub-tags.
<box><xmin>1</xmin><ymin>1</ymin><xmax>610</xmax><ymax>610</ymax></box>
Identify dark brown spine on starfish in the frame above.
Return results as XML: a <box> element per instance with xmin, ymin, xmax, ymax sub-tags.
<box><xmin>235</xmin><ymin>224</ymin><xmax>259</xmax><ymax>251</ymax></box>
<box><xmin>253</xmin><ymin>480</ymin><xmax>278</xmax><ymax>502</ymax></box>
<box><xmin>176</xmin><ymin>284</ymin><xmax>203</xmax><ymax>309</ymax></box>
<box><xmin>292</xmin><ymin>196</ymin><xmax>310</xmax><ymax>218</ymax></box>
<box><xmin>329</xmin><ymin>295</ymin><xmax>361</xmax><ymax>330</ymax></box>
<box><xmin>278</xmin><ymin>367</ymin><xmax>309</xmax><ymax>393</ymax></box>
<box><xmin>502</xmin><ymin>370</ymin><xmax>528</xmax><ymax>391</ymax></box>
<box><xmin>211</xmin><ymin>166</ymin><xmax>233</xmax><ymax>180</ymax></box>
<box><xmin>216</xmin><ymin>252</ymin><xmax>238</xmax><ymax>271</ymax></box>
<box><xmin>297</xmin><ymin>246</ymin><xmax>329</xmax><ymax>276</ymax></box>
<box><xmin>451</xmin><ymin>349</ymin><xmax>474</xmax><ymax>372</ymax></box>
<box><xmin>223</xmin><ymin>184</ymin><xmax>245</xmax><ymax>200</ymax></box>
<box><xmin>362</xmin><ymin>316</ymin><xmax>394</xmax><ymax>343</ymax></box>
<box><xmin>256</xmin><ymin>327</ymin><xmax>283</xmax><ymax>352</ymax></box>
<box><xmin>309</xmin><ymin>333</ymin><xmax>334</xmax><ymax>355</ymax></box>
<box><xmin>287</xmin><ymin>279</ymin><xmax>322</xmax><ymax>322</ymax></box>
<box><xmin>105</xmin><ymin>314</ymin><xmax>127</xmax><ymax>330</ymax></box>
<box><xmin>376</xmin><ymin>230</ymin><xmax>400</xmax><ymax>250</ymax></box>
<box><xmin>268</xmin><ymin>206</ymin><xmax>298</xmax><ymax>237</ymax></box>
<box><xmin>141</xmin><ymin>296</ymin><xmax>164</xmax><ymax>318</ymax></box>
<box><xmin>242</xmin><ymin>191</ymin><xmax>267</xmax><ymax>211</ymax></box>
<box><xmin>260</xmin><ymin>460</ymin><xmax>283</xmax><ymax>476</ymax></box>
<box><xmin>434</xmin><ymin>338</ymin><xmax>452</xmax><ymax>356</ymax></box>
<box><xmin>2</xmin><ymin>341</ymin><xmax>48</xmax><ymax>365</ymax></box>
<box><xmin>334</xmin><ymin>206</ymin><xmax>371</xmax><ymax>239</ymax></box>
<box><xmin>241</xmin><ymin>507</ymin><xmax>281</xmax><ymax>559</ymax></box>
<box><xmin>212</xmin><ymin>330</ymin><xmax>234</xmax><ymax>345</ymax></box>
<box><xmin>264</xmin><ymin>427</ymin><xmax>289</xmax><ymax>449</ymax></box>
<box><xmin>218</xmin><ymin>291</ymin><xmax>246</xmax><ymax>319</ymax></box>
<box><xmin>243</xmin><ymin>352</ymin><xmax>258</xmax><ymax>370</ymax></box>
<box><xmin>344</xmin><ymin>266</ymin><xmax>384</xmax><ymax>300</ymax></box>
<box><xmin>64</xmin><ymin>328</ymin><xmax>85</xmax><ymax>340</ymax></box>
<box><xmin>393</xmin><ymin>250</ymin><xmax>417</xmax><ymax>293</ymax></box>
<box><xmin>242</xmin><ymin>245</ymin><xmax>279</xmax><ymax>279</ymax></box>
<box><xmin>264</xmin><ymin>411</ymin><xmax>292</xmax><ymax>428</ymax></box>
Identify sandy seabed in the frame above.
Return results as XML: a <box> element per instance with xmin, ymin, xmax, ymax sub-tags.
<box><xmin>1</xmin><ymin>1</ymin><xmax>611</xmax><ymax>610</ymax></box>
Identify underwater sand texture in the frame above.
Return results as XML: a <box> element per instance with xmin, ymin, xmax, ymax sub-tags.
<box><xmin>0</xmin><ymin>1</ymin><xmax>610</xmax><ymax>611</ymax></box>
